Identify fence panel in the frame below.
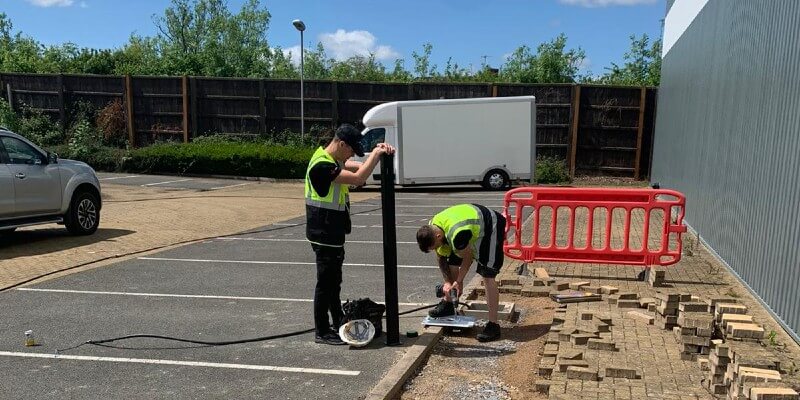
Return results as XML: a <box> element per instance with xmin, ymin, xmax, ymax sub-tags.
<box><xmin>576</xmin><ymin>85</ymin><xmax>646</xmax><ymax>176</ymax></box>
<box><xmin>496</xmin><ymin>84</ymin><xmax>573</xmax><ymax>162</ymax></box>
<box><xmin>0</xmin><ymin>72</ymin><xmax>657</xmax><ymax>178</ymax></box>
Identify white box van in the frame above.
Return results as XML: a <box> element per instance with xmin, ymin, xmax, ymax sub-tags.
<box><xmin>357</xmin><ymin>96</ymin><xmax>535</xmax><ymax>190</ymax></box>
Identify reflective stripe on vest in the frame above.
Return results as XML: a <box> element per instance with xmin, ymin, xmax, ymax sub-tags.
<box><xmin>305</xmin><ymin>147</ymin><xmax>349</xmax><ymax>211</ymax></box>
<box><xmin>431</xmin><ymin>204</ymin><xmax>483</xmax><ymax>257</ymax></box>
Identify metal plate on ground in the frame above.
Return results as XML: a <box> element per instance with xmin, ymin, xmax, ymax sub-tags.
<box><xmin>422</xmin><ymin>315</ymin><xmax>477</xmax><ymax>328</ymax></box>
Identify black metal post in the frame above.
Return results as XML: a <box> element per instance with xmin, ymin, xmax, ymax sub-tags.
<box><xmin>380</xmin><ymin>154</ymin><xmax>400</xmax><ymax>346</ymax></box>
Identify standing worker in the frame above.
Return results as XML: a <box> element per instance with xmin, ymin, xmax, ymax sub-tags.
<box><xmin>305</xmin><ymin>123</ymin><xmax>395</xmax><ymax>345</ymax></box>
<box><xmin>416</xmin><ymin>204</ymin><xmax>506</xmax><ymax>342</ymax></box>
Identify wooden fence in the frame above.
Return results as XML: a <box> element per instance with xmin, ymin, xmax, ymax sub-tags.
<box><xmin>0</xmin><ymin>72</ymin><xmax>657</xmax><ymax>179</ymax></box>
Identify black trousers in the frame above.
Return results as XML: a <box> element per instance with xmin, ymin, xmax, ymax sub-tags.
<box><xmin>311</xmin><ymin>244</ymin><xmax>345</xmax><ymax>336</ymax></box>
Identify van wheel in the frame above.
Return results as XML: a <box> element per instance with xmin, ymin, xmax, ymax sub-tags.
<box><xmin>65</xmin><ymin>191</ymin><xmax>100</xmax><ymax>235</ymax></box>
<box><xmin>482</xmin><ymin>169</ymin><xmax>510</xmax><ymax>191</ymax></box>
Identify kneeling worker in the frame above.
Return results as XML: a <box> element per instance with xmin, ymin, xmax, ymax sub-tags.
<box><xmin>416</xmin><ymin>204</ymin><xmax>506</xmax><ymax>342</ymax></box>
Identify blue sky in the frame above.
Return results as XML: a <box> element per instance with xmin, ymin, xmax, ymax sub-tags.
<box><xmin>2</xmin><ymin>0</ymin><xmax>665</xmax><ymax>76</ymax></box>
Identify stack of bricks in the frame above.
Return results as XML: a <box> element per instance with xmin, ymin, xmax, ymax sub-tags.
<box><xmin>644</xmin><ymin>266</ymin><xmax>666</xmax><ymax>287</ymax></box>
<box><xmin>653</xmin><ymin>292</ymin><xmax>683</xmax><ymax>330</ymax></box>
<box><xmin>674</xmin><ymin>301</ymin><xmax>715</xmax><ymax>360</ymax></box>
<box><xmin>703</xmin><ymin>340</ymin><xmax>731</xmax><ymax>395</ymax></box>
<box><xmin>715</xmin><ymin>303</ymin><xmax>766</xmax><ymax>342</ymax></box>
<box><xmin>607</xmin><ymin>292</ymin><xmax>639</xmax><ymax>308</ymax></box>
<box><xmin>724</xmin><ymin>342</ymin><xmax>797</xmax><ymax>400</ymax></box>
<box><xmin>496</xmin><ymin>270</ymin><xmax>523</xmax><ymax>294</ymax></box>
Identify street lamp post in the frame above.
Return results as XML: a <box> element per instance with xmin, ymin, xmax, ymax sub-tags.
<box><xmin>292</xmin><ymin>19</ymin><xmax>306</xmax><ymax>139</ymax></box>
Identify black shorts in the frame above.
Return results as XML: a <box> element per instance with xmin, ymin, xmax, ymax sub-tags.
<box><xmin>443</xmin><ymin>206</ymin><xmax>506</xmax><ymax>279</ymax></box>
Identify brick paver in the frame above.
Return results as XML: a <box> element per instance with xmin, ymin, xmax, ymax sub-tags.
<box><xmin>513</xmin><ymin>198</ymin><xmax>800</xmax><ymax>399</ymax></box>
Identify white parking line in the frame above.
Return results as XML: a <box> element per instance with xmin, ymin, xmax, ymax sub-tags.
<box><xmin>0</xmin><ymin>351</ymin><xmax>360</xmax><ymax>376</ymax></box>
<box><xmin>218</xmin><ymin>237</ymin><xmax>417</xmax><ymax>244</ymax></box>
<box><xmin>355</xmin><ymin>213</ymin><xmax>431</xmax><ymax>217</ymax></box>
<box><xmin>209</xmin><ymin>183</ymin><xmax>250</xmax><ymax>190</ymax></box>
<box><xmin>141</xmin><ymin>178</ymin><xmax>193</xmax><ymax>187</ymax></box>
<box><xmin>99</xmin><ymin>175</ymin><xmax>139</xmax><ymax>181</ymax></box>
<box><xmin>15</xmin><ymin>288</ymin><xmax>430</xmax><ymax>307</ymax></box>
<box><xmin>396</xmin><ymin>195</ymin><xmax>507</xmax><ymax>200</ymax></box>
<box><xmin>271</xmin><ymin>223</ymin><xmax>420</xmax><ymax>229</ymax></box>
<box><xmin>351</xmin><ymin>204</ymin><xmax>503</xmax><ymax>208</ymax></box>
<box><xmin>138</xmin><ymin>257</ymin><xmax>437</xmax><ymax>269</ymax></box>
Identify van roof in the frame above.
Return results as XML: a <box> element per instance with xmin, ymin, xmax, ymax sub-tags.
<box><xmin>361</xmin><ymin>96</ymin><xmax>535</xmax><ymax>128</ymax></box>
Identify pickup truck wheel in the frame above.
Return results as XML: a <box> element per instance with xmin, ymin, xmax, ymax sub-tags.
<box><xmin>482</xmin><ymin>169</ymin><xmax>509</xmax><ymax>191</ymax></box>
<box><xmin>65</xmin><ymin>191</ymin><xmax>100</xmax><ymax>235</ymax></box>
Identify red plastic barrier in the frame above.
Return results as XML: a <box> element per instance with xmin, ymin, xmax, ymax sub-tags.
<box><xmin>503</xmin><ymin>187</ymin><xmax>687</xmax><ymax>266</ymax></box>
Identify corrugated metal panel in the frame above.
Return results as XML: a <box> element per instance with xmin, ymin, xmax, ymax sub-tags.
<box><xmin>653</xmin><ymin>0</ymin><xmax>800</xmax><ymax>340</ymax></box>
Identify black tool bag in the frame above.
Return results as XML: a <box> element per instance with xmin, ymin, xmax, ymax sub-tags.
<box><xmin>342</xmin><ymin>298</ymin><xmax>386</xmax><ymax>338</ymax></box>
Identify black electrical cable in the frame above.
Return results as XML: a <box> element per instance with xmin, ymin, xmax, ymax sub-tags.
<box><xmin>55</xmin><ymin>301</ymin><xmax>468</xmax><ymax>353</ymax></box>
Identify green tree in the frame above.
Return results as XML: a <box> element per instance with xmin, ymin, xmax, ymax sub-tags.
<box><xmin>329</xmin><ymin>54</ymin><xmax>388</xmax><ymax>82</ymax></box>
<box><xmin>301</xmin><ymin>42</ymin><xmax>330</xmax><ymax>79</ymax></box>
<box><xmin>500</xmin><ymin>34</ymin><xmax>586</xmax><ymax>83</ymax></box>
<box><xmin>152</xmin><ymin>0</ymin><xmax>271</xmax><ymax>77</ymax></box>
<box><xmin>113</xmin><ymin>35</ymin><xmax>164</xmax><ymax>75</ymax></box>
<box><xmin>599</xmin><ymin>34</ymin><xmax>662</xmax><ymax>86</ymax></box>
<box><xmin>411</xmin><ymin>43</ymin><xmax>437</xmax><ymax>80</ymax></box>
<box><xmin>388</xmin><ymin>59</ymin><xmax>412</xmax><ymax>82</ymax></box>
<box><xmin>269</xmin><ymin>47</ymin><xmax>298</xmax><ymax>78</ymax></box>
<box><xmin>0</xmin><ymin>13</ymin><xmax>45</xmax><ymax>73</ymax></box>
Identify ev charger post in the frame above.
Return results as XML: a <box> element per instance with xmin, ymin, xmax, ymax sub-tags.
<box><xmin>380</xmin><ymin>154</ymin><xmax>400</xmax><ymax>346</ymax></box>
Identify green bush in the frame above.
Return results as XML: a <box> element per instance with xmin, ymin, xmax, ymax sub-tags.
<box><xmin>0</xmin><ymin>98</ymin><xmax>19</xmax><ymax>132</ymax></box>
<box><xmin>536</xmin><ymin>156</ymin><xmax>571</xmax><ymax>184</ymax></box>
<box><xmin>0</xmin><ymin>99</ymin><xmax>63</xmax><ymax>146</ymax></box>
<box><xmin>48</xmin><ymin>143</ymin><xmax>129</xmax><ymax>172</ymax></box>
<box><xmin>67</xmin><ymin>119</ymin><xmax>102</xmax><ymax>160</ymax></box>
<box><xmin>125</xmin><ymin>141</ymin><xmax>314</xmax><ymax>178</ymax></box>
<box><xmin>17</xmin><ymin>106</ymin><xmax>63</xmax><ymax>147</ymax></box>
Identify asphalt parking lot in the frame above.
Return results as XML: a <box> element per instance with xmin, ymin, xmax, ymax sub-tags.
<box><xmin>0</xmin><ymin>173</ymin><xmax>509</xmax><ymax>399</ymax></box>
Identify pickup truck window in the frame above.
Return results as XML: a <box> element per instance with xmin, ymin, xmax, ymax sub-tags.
<box><xmin>360</xmin><ymin>128</ymin><xmax>386</xmax><ymax>153</ymax></box>
<box><xmin>1</xmin><ymin>136</ymin><xmax>43</xmax><ymax>165</ymax></box>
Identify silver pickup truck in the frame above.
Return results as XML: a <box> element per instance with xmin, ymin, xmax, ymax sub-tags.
<box><xmin>0</xmin><ymin>128</ymin><xmax>101</xmax><ymax>236</ymax></box>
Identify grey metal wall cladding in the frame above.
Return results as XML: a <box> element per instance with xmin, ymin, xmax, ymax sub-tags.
<box><xmin>653</xmin><ymin>0</ymin><xmax>800</xmax><ymax>340</ymax></box>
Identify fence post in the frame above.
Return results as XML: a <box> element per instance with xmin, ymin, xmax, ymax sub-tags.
<box><xmin>259</xmin><ymin>79</ymin><xmax>266</xmax><ymax>135</ymax></box>
<box><xmin>569</xmin><ymin>84</ymin><xmax>582</xmax><ymax>178</ymax></box>
<box><xmin>634</xmin><ymin>86</ymin><xmax>647</xmax><ymax>180</ymax></box>
<box><xmin>124</xmin><ymin>75</ymin><xmax>135</xmax><ymax>148</ymax></box>
<box><xmin>182</xmin><ymin>76</ymin><xmax>189</xmax><ymax>143</ymax></box>
<box><xmin>6</xmin><ymin>83</ymin><xmax>13</xmax><ymax>112</ymax></box>
<box><xmin>57</xmin><ymin>74</ymin><xmax>65</xmax><ymax>133</ymax></box>
<box><xmin>331</xmin><ymin>81</ymin><xmax>339</xmax><ymax>128</ymax></box>
<box><xmin>190</xmin><ymin>77</ymin><xmax>198</xmax><ymax>139</ymax></box>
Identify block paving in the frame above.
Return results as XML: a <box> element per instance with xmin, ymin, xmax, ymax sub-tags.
<box><xmin>499</xmin><ymin>200</ymin><xmax>800</xmax><ymax>399</ymax></box>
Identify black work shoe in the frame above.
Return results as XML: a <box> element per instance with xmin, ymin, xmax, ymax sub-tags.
<box><xmin>428</xmin><ymin>300</ymin><xmax>455</xmax><ymax>318</ymax></box>
<box><xmin>315</xmin><ymin>332</ymin><xmax>346</xmax><ymax>346</ymax></box>
<box><xmin>477</xmin><ymin>321</ymin><xmax>501</xmax><ymax>342</ymax></box>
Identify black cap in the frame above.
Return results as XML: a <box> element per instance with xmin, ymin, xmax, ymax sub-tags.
<box><xmin>335</xmin><ymin>124</ymin><xmax>365</xmax><ymax>157</ymax></box>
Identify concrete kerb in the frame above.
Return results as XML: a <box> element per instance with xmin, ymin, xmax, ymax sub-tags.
<box><xmin>364</xmin><ymin>326</ymin><xmax>444</xmax><ymax>400</ymax></box>
<box><xmin>364</xmin><ymin>268</ymin><xmax>510</xmax><ymax>399</ymax></box>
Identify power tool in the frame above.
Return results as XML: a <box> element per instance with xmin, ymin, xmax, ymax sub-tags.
<box><xmin>423</xmin><ymin>284</ymin><xmax>475</xmax><ymax>328</ymax></box>
<box><xmin>434</xmin><ymin>283</ymin><xmax>459</xmax><ymax>313</ymax></box>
